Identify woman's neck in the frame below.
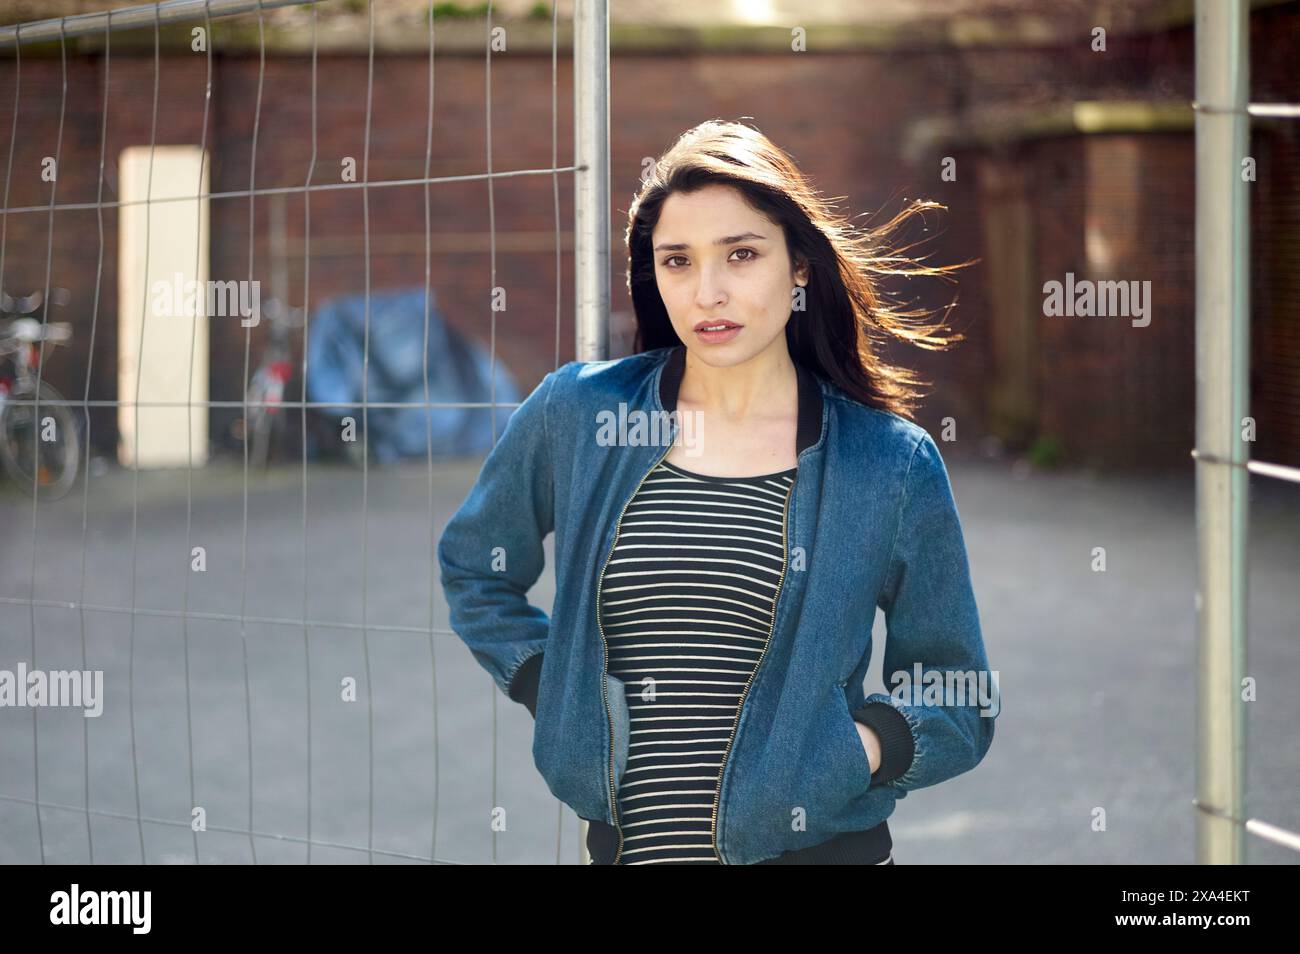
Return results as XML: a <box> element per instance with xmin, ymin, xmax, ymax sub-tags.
<box><xmin>677</xmin><ymin>343</ymin><xmax>799</xmax><ymax>425</ymax></box>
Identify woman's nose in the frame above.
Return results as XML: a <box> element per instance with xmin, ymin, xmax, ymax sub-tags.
<box><xmin>693</xmin><ymin>264</ymin><xmax>728</xmax><ymax>308</ymax></box>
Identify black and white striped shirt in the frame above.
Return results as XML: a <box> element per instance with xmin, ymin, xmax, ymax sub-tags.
<box><xmin>600</xmin><ymin>457</ymin><xmax>798</xmax><ymax>865</ymax></box>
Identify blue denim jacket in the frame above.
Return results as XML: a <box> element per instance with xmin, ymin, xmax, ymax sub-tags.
<box><xmin>438</xmin><ymin>344</ymin><xmax>997</xmax><ymax>864</ymax></box>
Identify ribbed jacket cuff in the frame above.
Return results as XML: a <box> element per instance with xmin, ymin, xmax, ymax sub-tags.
<box><xmin>507</xmin><ymin>651</ymin><xmax>544</xmax><ymax>718</ymax></box>
<box><xmin>852</xmin><ymin>701</ymin><xmax>915</xmax><ymax>786</ymax></box>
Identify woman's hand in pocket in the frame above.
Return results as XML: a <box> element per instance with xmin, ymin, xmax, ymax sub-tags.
<box><xmin>854</xmin><ymin>721</ymin><xmax>882</xmax><ymax>775</ymax></box>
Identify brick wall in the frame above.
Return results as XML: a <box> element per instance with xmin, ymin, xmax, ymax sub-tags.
<box><xmin>0</xmin><ymin>2</ymin><xmax>1296</xmax><ymax>468</ymax></box>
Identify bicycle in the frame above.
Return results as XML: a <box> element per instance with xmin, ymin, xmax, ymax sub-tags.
<box><xmin>230</xmin><ymin>296</ymin><xmax>303</xmax><ymax>470</ymax></box>
<box><xmin>0</xmin><ymin>286</ymin><xmax>80</xmax><ymax>499</ymax></box>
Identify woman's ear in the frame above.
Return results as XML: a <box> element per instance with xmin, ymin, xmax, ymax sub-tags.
<box><xmin>794</xmin><ymin>254</ymin><xmax>810</xmax><ymax>287</ymax></box>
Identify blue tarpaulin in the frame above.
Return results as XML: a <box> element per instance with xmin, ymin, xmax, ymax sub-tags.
<box><xmin>304</xmin><ymin>287</ymin><xmax>522</xmax><ymax>462</ymax></box>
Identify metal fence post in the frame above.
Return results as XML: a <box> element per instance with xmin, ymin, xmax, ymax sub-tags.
<box><xmin>573</xmin><ymin>0</ymin><xmax>610</xmax><ymax>866</ymax></box>
<box><xmin>1193</xmin><ymin>0</ymin><xmax>1249</xmax><ymax>865</ymax></box>
<box><xmin>574</xmin><ymin>0</ymin><xmax>610</xmax><ymax>367</ymax></box>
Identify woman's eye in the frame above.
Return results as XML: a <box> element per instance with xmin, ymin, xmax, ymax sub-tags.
<box><xmin>661</xmin><ymin>249</ymin><xmax>755</xmax><ymax>268</ymax></box>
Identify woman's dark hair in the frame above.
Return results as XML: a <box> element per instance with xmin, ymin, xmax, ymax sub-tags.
<box><xmin>625</xmin><ymin>118</ymin><xmax>976</xmax><ymax>421</ymax></box>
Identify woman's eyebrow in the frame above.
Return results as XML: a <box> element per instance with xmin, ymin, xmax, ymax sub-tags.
<box><xmin>653</xmin><ymin>231</ymin><xmax>768</xmax><ymax>252</ymax></box>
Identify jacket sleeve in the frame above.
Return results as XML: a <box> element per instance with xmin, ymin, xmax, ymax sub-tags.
<box><xmin>851</xmin><ymin>430</ymin><xmax>997</xmax><ymax>791</ymax></box>
<box><xmin>436</xmin><ymin>367</ymin><xmax>560</xmax><ymax>718</ymax></box>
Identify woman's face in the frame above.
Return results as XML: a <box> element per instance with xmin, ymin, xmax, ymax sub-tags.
<box><xmin>651</xmin><ymin>183</ymin><xmax>808</xmax><ymax>368</ymax></box>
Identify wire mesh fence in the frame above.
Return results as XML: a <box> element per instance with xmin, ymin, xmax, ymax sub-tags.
<box><xmin>1</xmin><ymin>0</ymin><xmax>1297</xmax><ymax>870</ymax></box>
<box><xmin>1190</xmin><ymin>0</ymin><xmax>1300</xmax><ymax>864</ymax></box>
<box><xmin>0</xmin><ymin>0</ymin><xmax>584</xmax><ymax>864</ymax></box>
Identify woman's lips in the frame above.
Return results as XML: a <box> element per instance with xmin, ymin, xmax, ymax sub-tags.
<box><xmin>695</xmin><ymin>323</ymin><xmax>742</xmax><ymax>344</ymax></box>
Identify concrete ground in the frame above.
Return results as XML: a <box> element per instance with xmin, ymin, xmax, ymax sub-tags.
<box><xmin>0</xmin><ymin>450</ymin><xmax>1296</xmax><ymax>864</ymax></box>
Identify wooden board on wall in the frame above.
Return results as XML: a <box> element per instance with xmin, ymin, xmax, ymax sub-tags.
<box><xmin>117</xmin><ymin>144</ymin><xmax>209</xmax><ymax>469</ymax></box>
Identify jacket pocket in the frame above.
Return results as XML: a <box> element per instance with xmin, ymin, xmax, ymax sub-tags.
<box><xmin>836</xmin><ymin>682</ymin><xmax>874</xmax><ymax>792</ymax></box>
<box><xmin>606</xmin><ymin>672</ymin><xmax>630</xmax><ymax>793</ymax></box>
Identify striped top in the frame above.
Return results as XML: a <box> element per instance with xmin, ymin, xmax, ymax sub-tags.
<box><xmin>600</xmin><ymin>456</ymin><xmax>797</xmax><ymax>865</ymax></box>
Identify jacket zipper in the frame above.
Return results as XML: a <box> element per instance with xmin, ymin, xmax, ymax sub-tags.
<box><xmin>595</xmin><ymin>437</ymin><xmax>675</xmax><ymax>865</ymax></box>
<box><xmin>710</xmin><ymin>468</ymin><xmax>797</xmax><ymax>863</ymax></box>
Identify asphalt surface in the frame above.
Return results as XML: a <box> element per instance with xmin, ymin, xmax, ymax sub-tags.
<box><xmin>1</xmin><ymin>451</ymin><xmax>1296</xmax><ymax>864</ymax></box>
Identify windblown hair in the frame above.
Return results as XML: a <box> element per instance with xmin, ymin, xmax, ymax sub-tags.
<box><xmin>625</xmin><ymin>118</ymin><xmax>977</xmax><ymax>420</ymax></box>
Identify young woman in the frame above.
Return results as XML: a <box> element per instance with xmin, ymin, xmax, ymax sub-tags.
<box><xmin>439</xmin><ymin>120</ymin><xmax>997</xmax><ymax>865</ymax></box>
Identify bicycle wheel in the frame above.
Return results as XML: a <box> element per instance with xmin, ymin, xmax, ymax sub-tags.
<box><xmin>242</xmin><ymin>379</ymin><xmax>274</xmax><ymax>470</ymax></box>
<box><xmin>0</xmin><ymin>378</ymin><xmax>81</xmax><ymax>499</ymax></box>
